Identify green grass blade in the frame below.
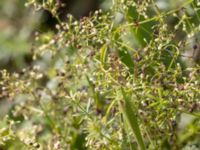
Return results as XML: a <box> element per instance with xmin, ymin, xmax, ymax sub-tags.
<box><xmin>120</xmin><ymin>88</ymin><xmax>146</xmax><ymax>150</ymax></box>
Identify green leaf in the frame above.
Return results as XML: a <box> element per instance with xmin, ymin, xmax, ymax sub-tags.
<box><xmin>120</xmin><ymin>88</ymin><xmax>146</xmax><ymax>150</ymax></box>
<box><xmin>126</xmin><ymin>6</ymin><xmax>155</xmax><ymax>47</ymax></box>
<box><xmin>100</xmin><ymin>44</ymin><xmax>108</xmax><ymax>68</ymax></box>
<box><xmin>118</xmin><ymin>47</ymin><xmax>134</xmax><ymax>74</ymax></box>
<box><xmin>86</xmin><ymin>76</ymin><xmax>104</xmax><ymax>110</ymax></box>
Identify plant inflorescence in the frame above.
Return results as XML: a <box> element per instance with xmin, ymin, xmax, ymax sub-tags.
<box><xmin>0</xmin><ymin>0</ymin><xmax>200</xmax><ymax>149</ymax></box>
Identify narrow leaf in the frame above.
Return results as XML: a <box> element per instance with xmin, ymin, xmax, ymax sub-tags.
<box><xmin>100</xmin><ymin>44</ymin><xmax>108</xmax><ymax>68</ymax></box>
<box><xmin>86</xmin><ymin>76</ymin><xmax>103</xmax><ymax>109</ymax></box>
<box><xmin>120</xmin><ymin>88</ymin><xmax>146</xmax><ymax>150</ymax></box>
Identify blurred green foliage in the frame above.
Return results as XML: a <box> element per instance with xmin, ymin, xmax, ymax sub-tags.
<box><xmin>0</xmin><ymin>0</ymin><xmax>42</xmax><ymax>70</ymax></box>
